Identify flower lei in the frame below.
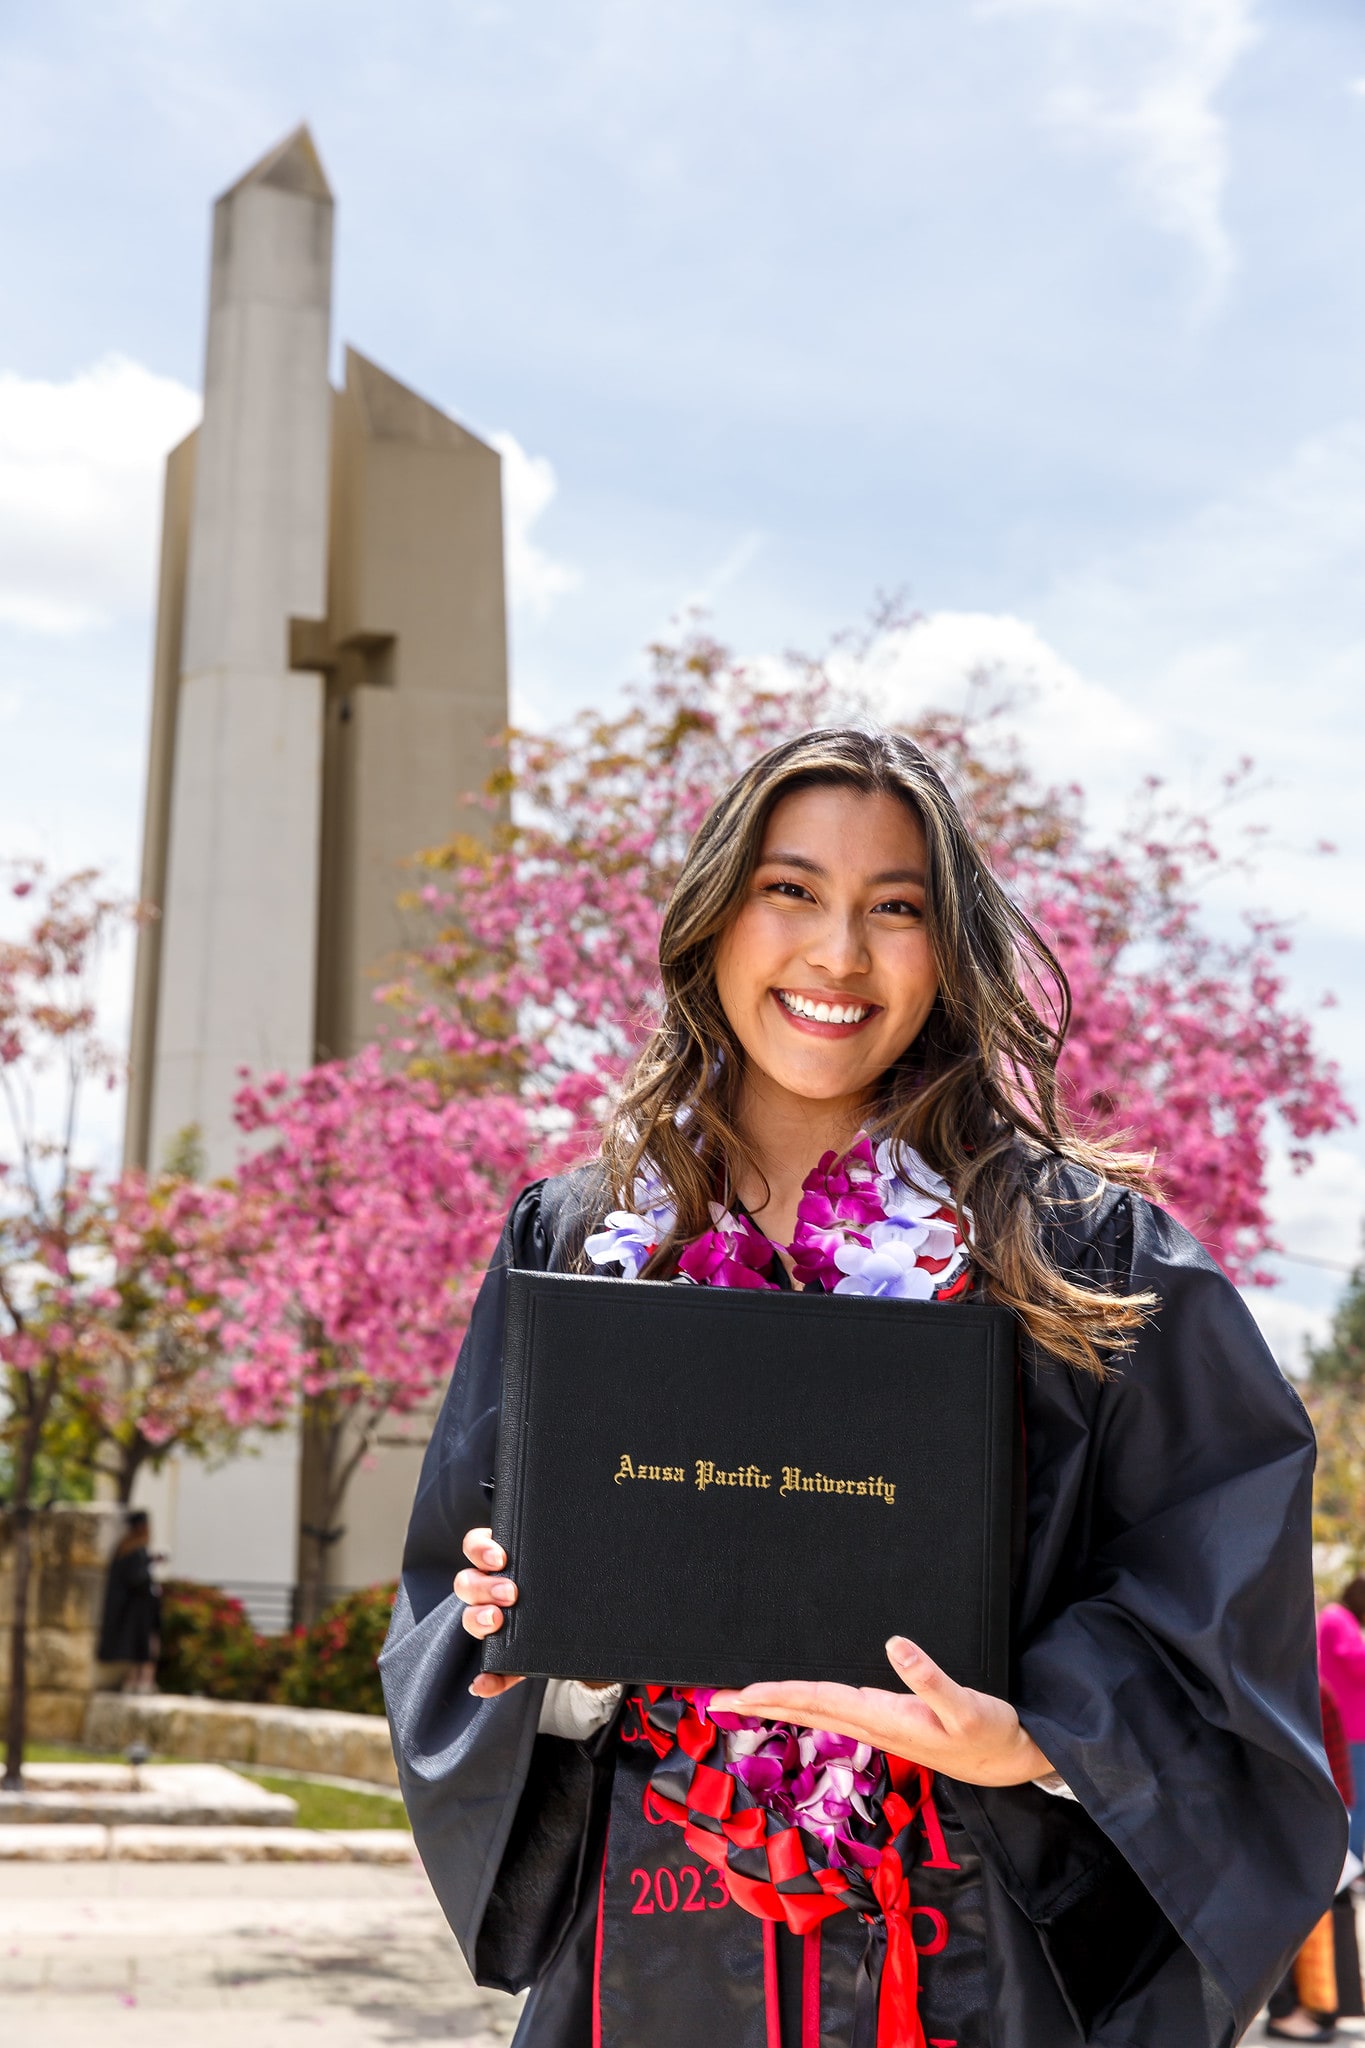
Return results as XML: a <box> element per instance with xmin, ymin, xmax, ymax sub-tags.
<box><xmin>583</xmin><ymin>1132</ymin><xmax>971</xmax><ymax>1873</ymax></box>
<box><xmin>584</xmin><ymin>1129</ymin><xmax>971</xmax><ymax>1303</ymax></box>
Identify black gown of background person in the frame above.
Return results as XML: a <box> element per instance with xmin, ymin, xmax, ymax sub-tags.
<box><xmin>97</xmin><ymin>1537</ymin><xmax>157</xmax><ymax>1664</ymax></box>
<box><xmin>381</xmin><ymin>1162</ymin><xmax>1345</xmax><ymax>2047</ymax></box>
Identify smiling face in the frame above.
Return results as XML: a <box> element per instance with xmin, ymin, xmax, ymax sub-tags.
<box><xmin>713</xmin><ymin>782</ymin><xmax>939</xmax><ymax>1120</ymax></box>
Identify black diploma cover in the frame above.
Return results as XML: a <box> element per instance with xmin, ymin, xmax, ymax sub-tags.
<box><xmin>483</xmin><ymin>1271</ymin><xmax>1015</xmax><ymax>1694</ymax></box>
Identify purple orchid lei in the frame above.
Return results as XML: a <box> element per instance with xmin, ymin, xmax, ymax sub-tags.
<box><xmin>584</xmin><ymin>1129</ymin><xmax>971</xmax><ymax>1301</ymax></box>
<box><xmin>583</xmin><ymin>1132</ymin><xmax>971</xmax><ymax>1869</ymax></box>
<box><xmin>692</xmin><ymin>1688</ymin><xmax>883</xmax><ymax>1872</ymax></box>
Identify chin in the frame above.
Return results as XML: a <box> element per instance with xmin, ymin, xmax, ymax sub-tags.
<box><xmin>770</xmin><ymin>1062</ymin><xmax>871</xmax><ymax>1103</ymax></box>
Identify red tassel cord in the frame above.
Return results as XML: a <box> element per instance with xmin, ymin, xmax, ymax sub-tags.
<box><xmin>634</xmin><ymin>1691</ymin><xmax>954</xmax><ymax>2048</ymax></box>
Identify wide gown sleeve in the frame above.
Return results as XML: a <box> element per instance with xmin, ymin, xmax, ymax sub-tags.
<box><xmin>1001</xmin><ymin>1194</ymin><xmax>1345</xmax><ymax>2038</ymax></box>
<box><xmin>380</xmin><ymin>1175</ymin><xmax>612</xmax><ymax>1993</ymax></box>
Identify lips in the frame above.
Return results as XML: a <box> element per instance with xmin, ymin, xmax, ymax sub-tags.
<box><xmin>773</xmin><ymin>989</ymin><xmax>879</xmax><ymax>1035</ymax></box>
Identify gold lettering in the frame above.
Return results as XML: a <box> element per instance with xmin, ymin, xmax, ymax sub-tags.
<box><xmin>620</xmin><ymin>1455</ymin><xmax>893</xmax><ymax>1501</ymax></box>
<box><xmin>616</xmin><ymin>1455</ymin><xmax>691</xmax><ymax>1484</ymax></box>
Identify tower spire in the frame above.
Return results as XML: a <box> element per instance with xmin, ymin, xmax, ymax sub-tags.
<box><xmin>221</xmin><ymin>123</ymin><xmax>332</xmax><ymax>203</ymax></box>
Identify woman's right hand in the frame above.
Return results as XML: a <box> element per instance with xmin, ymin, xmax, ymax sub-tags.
<box><xmin>456</xmin><ymin>1527</ymin><xmax>523</xmax><ymax>1699</ymax></box>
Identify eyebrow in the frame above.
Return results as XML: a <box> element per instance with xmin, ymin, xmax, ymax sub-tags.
<box><xmin>758</xmin><ymin>850</ymin><xmax>926</xmax><ymax>887</ymax></box>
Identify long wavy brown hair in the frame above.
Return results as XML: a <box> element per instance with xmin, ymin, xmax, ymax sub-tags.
<box><xmin>587</xmin><ymin>726</ymin><xmax>1157</xmax><ymax>1373</ymax></box>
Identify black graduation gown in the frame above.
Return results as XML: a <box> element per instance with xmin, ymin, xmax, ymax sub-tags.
<box><xmin>381</xmin><ymin>1162</ymin><xmax>1345</xmax><ymax>2047</ymax></box>
<box><xmin>98</xmin><ymin>1544</ymin><xmax>157</xmax><ymax>1663</ymax></box>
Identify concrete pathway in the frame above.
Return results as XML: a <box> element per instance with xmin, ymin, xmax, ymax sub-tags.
<box><xmin>9</xmin><ymin>1857</ymin><xmax>1365</xmax><ymax>2047</ymax></box>
<box><xmin>0</xmin><ymin>1858</ymin><xmax>524</xmax><ymax>2047</ymax></box>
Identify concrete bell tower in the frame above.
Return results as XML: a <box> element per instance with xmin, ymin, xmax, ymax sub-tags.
<box><xmin>125</xmin><ymin>129</ymin><xmax>509</xmax><ymax>1605</ymax></box>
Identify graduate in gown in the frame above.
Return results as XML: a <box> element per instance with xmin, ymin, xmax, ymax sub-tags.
<box><xmin>381</xmin><ymin>726</ymin><xmax>1344</xmax><ymax>2047</ymax></box>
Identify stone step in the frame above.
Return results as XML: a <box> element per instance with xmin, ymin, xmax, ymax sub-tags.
<box><xmin>0</xmin><ymin>1761</ymin><xmax>296</xmax><ymax>1826</ymax></box>
<box><xmin>0</xmin><ymin>1824</ymin><xmax>417</xmax><ymax>1862</ymax></box>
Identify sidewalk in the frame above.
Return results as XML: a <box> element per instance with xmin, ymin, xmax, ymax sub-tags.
<box><xmin>0</xmin><ymin>1857</ymin><xmax>524</xmax><ymax>2047</ymax></box>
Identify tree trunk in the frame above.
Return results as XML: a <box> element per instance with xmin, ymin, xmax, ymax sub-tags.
<box><xmin>3</xmin><ymin>1505</ymin><xmax>32</xmax><ymax>1790</ymax></box>
<box><xmin>4</xmin><ymin>1369</ymin><xmax>59</xmax><ymax>1789</ymax></box>
<box><xmin>296</xmin><ymin>1398</ymin><xmax>345</xmax><ymax>1630</ymax></box>
<box><xmin>115</xmin><ymin>1437</ymin><xmax>146</xmax><ymax>1505</ymax></box>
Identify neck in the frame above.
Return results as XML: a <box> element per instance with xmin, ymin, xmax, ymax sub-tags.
<box><xmin>731</xmin><ymin>1067</ymin><xmax>870</xmax><ymax>1229</ymax></box>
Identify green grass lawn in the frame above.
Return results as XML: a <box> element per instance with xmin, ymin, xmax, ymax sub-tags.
<box><xmin>231</xmin><ymin>1768</ymin><xmax>409</xmax><ymax>1831</ymax></box>
<box><xmin>20</xmin><ymin>1744</ymin><xmax>410</xmax><ymax>1830</ymax></box>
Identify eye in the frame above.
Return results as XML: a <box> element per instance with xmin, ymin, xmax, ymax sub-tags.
<box><xmin>873</xmin><ymin>897</ymin><xmax>923</xmax><ymax>919</ymax></box>
<box><xmin>763</xmin><ymin>879</ymin><xmax>814</xmax><ymax>902</ymax></box>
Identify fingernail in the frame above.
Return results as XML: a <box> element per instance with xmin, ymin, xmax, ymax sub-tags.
<box><xmin>481</xmin><ymin>1607</ymin><xmax>499</xmax><ymax>1627</ymax></box>
<box><xmin>492</xmin><ymin>1581</ymin><xmax>515</xmax><ymax>1601</ymax></box>
<box><xmin>887</xmin><ymin>1636</ymin><xmax>914</xmax><ymax>1660</ymax></box>
<box><xmin>484</xmin><ymin>1547</ymin><xmax>505</xmax><ymax>1568</ymax></box>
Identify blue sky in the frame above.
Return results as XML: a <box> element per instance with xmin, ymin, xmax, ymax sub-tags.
<box><xmin>1</xmin><ymin>0</ymin><xmax>1363</xmax><ymax>1363</ymax></box>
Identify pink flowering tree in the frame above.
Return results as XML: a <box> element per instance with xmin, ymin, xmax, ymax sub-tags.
<box><xmin>209</xmin><ymin>1048</ymin><xmax>584</xmax><ymax>1625</ymax></box>
<box><xmin>203</xmin><ymin>623</ymin><xmax>1347</xmax><ymax>1627</ymax></box>
<box><xmin>386</xmin><ymin>627</ymin><xmax>1349</xmax><ymax>1281</ymax></box>
<box><xmin>60</xmin><ymin>1166</ymin><xmax>242</xmax><ymax>1505</ymax></box>
<box><xmin>0</xmin><ymin>867</ymin><xmax>239</xmax><ymax>1784</ymax></box>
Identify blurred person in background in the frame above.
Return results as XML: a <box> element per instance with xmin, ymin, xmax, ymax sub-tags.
<box><xmin>97</xmin><ymin>1509</ymin><xmax>161</xmax><ymax>1694</ymax></box>
<box><xmin>1317</xmin><ymin>1580</ymin><xmax>1365</xmax><ymax>1860</ymax></box>
<box><xmin>1265</xmin><ymin>1683</ymin><xmax>1363</xmax><ymax>2041</ymax></box>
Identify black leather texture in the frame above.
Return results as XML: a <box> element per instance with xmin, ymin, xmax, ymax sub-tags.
<box><xmin>485</xmin><ymin>1271</ymin><xmax>1015</xmax><ymax>1694</ymax></box>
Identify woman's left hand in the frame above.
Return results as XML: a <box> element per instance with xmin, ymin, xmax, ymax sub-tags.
<box><xmin>707</xmin><ymin>1636</ymin><xmax>1053</xmax><ymax>1788</ymax></box>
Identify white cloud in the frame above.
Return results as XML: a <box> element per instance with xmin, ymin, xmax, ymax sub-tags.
<box><xmin>1035</xmin><ymin>414</ymin><xmax>1365</xmax><ymax>939</ymax></box>
<box><xmin>854</xmin><ymin>609</ymin><xmax>1156</xmax><ymax>796</ymax></box>
<box><xmin>490</xmin><ymin>430</ymin><xmax>581</xmax><ymax>614</ymax></box>
<box><xmin>0</xmin><ymin>354</ymin><xmax>199</xmax><ymax>635</ymax></box>
<box><xmin>1265</xmin><ymin>1145</ymin><xmax>1365</xmax><ymax>1276</ymax></box>
<box><xmin>1242</xmin><ymin>1291</ymin><xmax>1331</xmax><ymax>1379</ymax></box>
<box><xmin>983</xmin><ymin>0</ymin><xmax>1259</xmax><ymax>300</ymax></box>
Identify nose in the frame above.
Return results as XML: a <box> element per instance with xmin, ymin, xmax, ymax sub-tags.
<box><xmin>805</xmin><ymin>908</ymin><xmax>870</xmax><ymax>982</ymax></box>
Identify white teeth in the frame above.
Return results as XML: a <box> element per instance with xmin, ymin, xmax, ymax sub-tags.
<box><xmin>778</xmin><ymin>991</ymin><xmax>868</xmax><ymax>1024</ymax></box>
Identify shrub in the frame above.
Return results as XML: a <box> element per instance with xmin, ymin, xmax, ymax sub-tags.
<box><xmin>157</xmin><ymin>1577</ymin><xmax>396</xmax><ymax>1714</ymax></box>
<box><xmin>277</xmin><ymin>1581</ymin><xmax>396</xmax><ymax>1716</ymax></box>
<box><xmin>157</xmin><ymin>1579</ymin><xmax>291</xmax><ymax>1702</ymax></box>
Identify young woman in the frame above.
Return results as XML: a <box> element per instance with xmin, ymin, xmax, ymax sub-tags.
<box><xmin>382</xmin><ymin>727</ymin><xmax>1343</xmax><ymax>2048</ymax></box>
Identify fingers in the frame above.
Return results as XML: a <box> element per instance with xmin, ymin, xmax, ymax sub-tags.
<box><xmin>710</xmin><ymin>1680</ymin><xmax>859</xmax><ymax>1722</ymax></box>
<box><xmin>455</xmin><ymin>1532</ymin><xmax>517</xmax><ymax>1642</ymax></box>
<box><xmin>707</xmin><ymin>1679</ymin><xmax>938</xmax><ymax>1751</ymax></box>
<box><xmin>885</xmin><ymin>1637</ymin><xmax>968</xmax><ymax>1726</ymax></box>
<box><xmin>469</xmin><ymin>1671</ymin><xmax>525</xmax><ymax>1698</ymax></box>
<box><xmin>462</xmin><ymin>1527</ymin><xmax>506</xmax><ymax>1571</ymax></box>
<box><xmin>455</xmin><ymin>1570</ymin><xmax>518</xmax><ymax>1638</ymax></box>
<box><xmin>457</xmin><ymin>1533</ymin><xmax>524</xmax><ymax>1700</ymax></box>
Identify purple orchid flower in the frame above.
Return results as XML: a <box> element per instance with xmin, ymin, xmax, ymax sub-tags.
<box><xmin>677</xmin><ymin>1207</ymin><xmax>778</xmax><ymax>1290</ymax></box>
<box><xmin>584</xmin><ymin>1163</ymin><xmax>678</xmax><ymax>1278</ymax></box>
<box><xmin>789</xmin><ymin>1133</ymin><xmax>887</xmax><ymax>1286</ymax></box>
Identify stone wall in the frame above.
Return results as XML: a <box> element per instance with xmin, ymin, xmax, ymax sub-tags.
<box><xmin>0</xmin><ymin>1504</ymin><xmax>125</xmax><ymax>1742</ymax></box>
<box><xmin>84</xmin><ymin>1692</ymin><xmax>398</xmax><ymax>1787</ymax></box>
